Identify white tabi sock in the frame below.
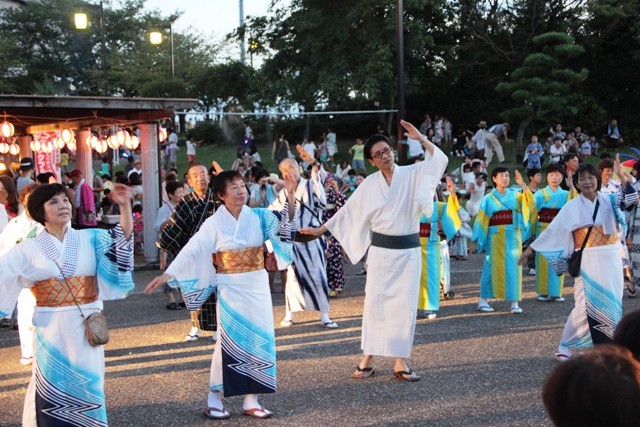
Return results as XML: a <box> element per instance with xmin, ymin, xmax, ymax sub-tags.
<box><xmin>189</xmin><ymin>326</ymin><xmax>199</xmax><ymax>336</ymax></box>
<box><xmin>243</xmin><ymin>394</ymin><xmax>260</xmax><ymax>410</ymax></box>
<box><xmin>207</xmin><ymin>391</ymin><xmax>223</xmax><ymax>409</ymax></box>
<box><xmin>320</xmin><ymin>312</ymin><xmax>332</xmax><ymax>324</ymax></box>
<box><xmin>510</xmin><ymin>301</ymin><xmax>520</xmax><ymax>309</ymax></box>
<box><xmin>283</xmin><ymin>310</ymin><xmax>294</xmax><ymax>322</ymax></box>
<box><xmin>479</xmin><ymin>298</ymin><xmax>489</xmax><ymax>307</ymax></box>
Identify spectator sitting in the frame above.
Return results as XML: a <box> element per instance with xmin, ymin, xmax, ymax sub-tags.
<box><xmin>548</xmin><ymin>137</ymin><xmax>566</xmax><ymax>164</ymax></box>
<box><xmin>542</xmin><ymin>344</ymin><xmax>640</xmax><ymax>427</ymax></box>
<box><xmin>335</xmin><ymin>160</ymin><xmax>351</xmax><ymax>187</ymax></box>
<box><xmin>589</xmin><ymin>135</ymin><xmax>600</xmax><ymax>156</ymax></box>
<box><xmin>607</xmin><ymin>118</ymin><xmax>623</xmax><ymax>145</ymax></box>
<box><xmin>340</xmin><ymin>169</ymin><xmax>357</xmax><ymax>195</ymax></box>
<box><xmin>580</xmin><ymin>138</ymin><xmax>592</xmax><ymax>159</ymax></box>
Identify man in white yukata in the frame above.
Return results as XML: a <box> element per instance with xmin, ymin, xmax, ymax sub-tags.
<box><xmin>301</xmin><ymin>120</ymin><xmax>447</xmax><ymax>381</ymax></box>
<box><xmin>271</xmin><ymin>146</ymin><xmax>338</xmax><ymax>328</ymax></box>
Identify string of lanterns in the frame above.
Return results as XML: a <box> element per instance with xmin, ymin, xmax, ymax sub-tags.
<box><xmin>0</xmin><ymin>120</ymin><xmax>20</xmax><ymax>155</ymax></box>
<box><xmin>0</xmin><ymin>118</ymin><xmax>168</xmax><ymax>155</ymax></box>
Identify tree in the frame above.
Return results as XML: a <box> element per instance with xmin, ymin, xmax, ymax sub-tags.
<box><xmin>0</xmin><ymin>0</ymin><xmax>215</xmax><ymax>97</ymax></box>
<box><xmin>496</xmin><ymin>31</ymin><xmax>589</xmax><ymax>147</ymax></box>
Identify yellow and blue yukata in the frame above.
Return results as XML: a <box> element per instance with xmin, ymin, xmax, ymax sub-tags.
<box><xmin>418</xmin><ymin>194</ymin><xmax>461</xmax><ymax>312</ymax></box>
<box><xmin>532</xmin><ymin>186</ymin><xmax>576</xmax><ymax>298</ymax></box>
<box><xmin>473</xmin><ymin>188</ymin><xmax>535</xmax><ymax>301</ymax></box>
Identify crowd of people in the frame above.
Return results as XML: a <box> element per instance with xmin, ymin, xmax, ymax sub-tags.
<box><xmin>0</xmin><ymin>114</ymin><xmax>639</xmax><ymax>425</ymax></box>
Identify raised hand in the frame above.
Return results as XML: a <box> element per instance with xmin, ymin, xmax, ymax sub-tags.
<box><xmin>514</xmin><ymin>170</ymin><xmax>525</xmax><ymax>188</ymax></box>
<box><xmin>296</xmin><ymin>144</ymin><xmax>314</xmax><ymax>163</ymax></box>
<box><xmin>400</xmin><ymin>120</ymin><xmax>422</xmax><ymax>141</ymax></box>
<box><xmin>445</xmin><ymin>176</ymin><xmax>455</xmax><ymax>193</ymax></box>
<box><xmin>211</xmin><ymin>161</ymin><xmax>223</xmax><ymax>175</ymax></box>
<box><xmin>110</xmin><ymin>183</ymin><xmax>132</xmax><ymax>206</ymax></box>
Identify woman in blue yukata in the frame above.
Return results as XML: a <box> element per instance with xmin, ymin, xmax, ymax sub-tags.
<box><xmin>146</xmin><ymin>171</ymin><xmax>297</xmax><ymax>420</ymax></box>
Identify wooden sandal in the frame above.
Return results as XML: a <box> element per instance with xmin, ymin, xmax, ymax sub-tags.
<box><xmin>243</xmin><ymin>406</ymin><xmax>272</xmax><ymax>419</ymax></box>
<box><xmin>350</xmin><ymin>365</ymin><xmax>375</xmax><ymax>379</ymax></box>
<box><xmin>394</xmin><ymin>369</ymin><xmax>421</xmax><ymax>382</ymax></box>
<box><xmin>203</xmin><ymin>406</ymin><xmax>230</xmax><ymax>420</ymax></box>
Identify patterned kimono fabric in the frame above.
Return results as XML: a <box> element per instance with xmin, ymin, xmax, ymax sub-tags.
<box><xmin>473</xmin><ymin>189</ymin><xmax>534</xmax><ymax>301</ymax></box>
<box><xmin>532</xmin><ymin>193</ymin><xmax>632</xmax><ymax>349</ymax></box>
<box><xmin>418</xmin><ymin>195</ymin><xmax>460</xmax><ymax>312</ymax></box>
<box><xmin>533</xmin><ymin>186</ymin><xmax>574</xmax><ymax>298</ymax></box>
<box><xmin>628</xmin><ymin>181</ymin><xmax>640</xmax><ymax>288</ymax></box>
<box><xmin>323</xmin><ymin>187</ymin><xmax>348</xmax><ymax>292</ymax></box>
<box><xmin>165</xmin><ymin>206</ymin><xmax>293</xmax><ymax>397</ymax></box>
<box><xmin>0</xmin><ymin>225</ymin><xmax>134</xmax><ymax>427</ymax></box>
<box><xmin>272</xmin><ymin>168</ymin><xmax>330</xmax><ymax>313</ymax></box>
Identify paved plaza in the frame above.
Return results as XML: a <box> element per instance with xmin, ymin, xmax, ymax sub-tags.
<box><xmin>1</xmin><ymin>253</ymin><xmax>639</xmax><ymax>426</ymax></box>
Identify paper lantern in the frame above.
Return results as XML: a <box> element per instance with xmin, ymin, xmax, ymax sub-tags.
<box><xmin>107</xmin><ymin>135</ymin><xmax>119</xmax><ymax>149</ymax></box>
<box><xmin>116</xmin><ymin>129</ymin><xmax>128</xmax><ymax>146</ymax></box>
<box><xmin>0</xmin><ymin>142</ymin><xmax>8</xmax><ymax>154</ymax></box>
<box><xmin>67</xmin><ymin>140</ymin><xmax>77</xmax><ymax>151</ymax></box>
<box><xmin>0</xmin><ymin>121</ymin><xmax>14</xmax><ymax>138</ymax></box>
<box><xmin>95</xmin><ymin>139</ymin><xmax>108</xmax><ymax>154</ymax></box>
<box><xmin>54</xmin><ymin>137</ymin><xmax>66</xmax><ymax>150</ymax></box>
<box><xmin>9</xmin><ymin>143</ymin><xmax>20</xmax><ymax>155</ymax></box>
<box><xmin>158</xmin><ymin>127</ymin><xmax>167</xmax><ymax>142</ymax></box>
<box><xmin>61</xmin><ymin>129</ymin><xmax>74</xmax><ymax>144</ymax></box>
<box><xmin>30</xmin><ymin>140</ymin><xmax>42</xmax><ymax>152</ymax></box>
<box><xmin>126</xmin><ymin>135</ymin><xmax>140</xmax><ymax>150</ymax></box>
<box><xmin>42</xmin><ymin>141</ymin><xmax>54</xmax><ymax>154</ymax></box>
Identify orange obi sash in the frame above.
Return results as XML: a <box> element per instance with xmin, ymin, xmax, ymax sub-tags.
<box><xmin>573</xmin><ymin>225</ymin><xmax>619</xmax><ymax>250</ymax></box>
<box><xmin>213</xmin><ymin>247</ymin><xmax>264</xmax><ymax>274</ymax></box>
<box><xmin>538</xmin><ymin>208</ymin><xmax>560</xmax><ymax>224</ymax></box>
<box><xmin>489</xmin><ymin>210</ymin><xmax>513</xmax><ymax>227</ymax></box>
<box><xmin>32</xmin><ymin>276</ymin><xmax>98</xmax><ymax>307</ymax></box>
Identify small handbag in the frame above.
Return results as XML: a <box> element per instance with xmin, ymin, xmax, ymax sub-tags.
<box><xmin>567</xmin><ymin>200</ymin><xmax>600</xmax><ymax>278</ymax></box>
<box><xmin>55</xmin><ymin>263</ymin><xmax>109</xmax><ymax>346</ymax></box>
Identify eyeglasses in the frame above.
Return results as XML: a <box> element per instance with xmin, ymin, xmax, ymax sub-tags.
<box><xmin>372</xmin><ymin>147</ymin><xmax>392</xmax><ymax>159</ymax></box>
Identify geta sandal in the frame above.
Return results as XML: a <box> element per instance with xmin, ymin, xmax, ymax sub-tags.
<box><xmin>350</xmin><ymin>365</ymin><xmax>375</xmax><ymax>379</ymax></box>
<box><xmin>204</xmin><ymin>406</ymin><xmax>230</xmax><ymax>420</ymax></box>
<box><xmin>243</xmin><ymin>406</ymin><xmax>272</xmax><ymax>419</ymax></box>
<box><xmin>394</xmin><ymin>369</ymin><xmax>421</xmax><ymax>382</ymax></box>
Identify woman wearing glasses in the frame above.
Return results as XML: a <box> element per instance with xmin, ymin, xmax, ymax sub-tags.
<box><xmin>301</xmin><ymin>120</ymin><xmax>447</xmax><ymax>382</ymax></box>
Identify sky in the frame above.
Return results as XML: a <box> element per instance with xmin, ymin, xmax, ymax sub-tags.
<box><xmin>142</xmin><ymin>0</ymin><xmax>275</xmax><ymax>40</ymax></box>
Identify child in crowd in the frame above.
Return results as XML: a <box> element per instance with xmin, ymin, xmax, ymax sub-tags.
<box><xmin>525</xmin><ymin>135</ymin><xmax>544</xmax><ymax>170</ymax></box>
<box><xmin>132</xmin><ymin>204</ymin><xmax>144</xmax><ymax>254</ymax></box>
<box><xmin>450</xmin><ymin>207</ymin><xmax>472</xmax><ymax>260</ymax></box>
<box><xmin>580</xmin><ymin>138</ymin><xmax>592</xmax><ymax>159</ymax></box>
<box><xmin>340</xmin><ymin>169</ymin><xmax>357</xmax><ymax>195</ymax></box>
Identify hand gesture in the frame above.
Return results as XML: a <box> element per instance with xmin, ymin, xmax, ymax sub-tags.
<box><xmin>445</xmin><ymin>176</ymin><xmax>455</xmax><ymax>193</ymax></box>
<box><xmin>296</xmin><ymin>145</ymin><xmax>314</xmax><ymax>164</ymax></box>
<box><xmin>211</xmin><ymin>161</ymin><xmax>223</xmax><ymax>175</ymax></box>
<box><xmin>514</xmin><ymin>170</ymin><xmax>525</xmax><ymax>188</ymax></box>
<box><xmin>110</xmin><ymin>183</ymin><xmax>132</xmax><ymax>206</ymax></box>
<box><xmin>284</xmin><ymin>172</ymin><xmax>297</xmax><ymax>195</ymax></box>
<box><xmin>400</xmin><ymin>120</ymin><xmax>423</xmax><ymax>141</ymax></box>
<box><xmin>145</xmin><ymin>273</ymin><xmax>171</xmax><ymax>294</ymax></box>
<box><xmin>613</xmin><ymin>153</ymin><xmax>622</xmax><ymax>176</ymax></box>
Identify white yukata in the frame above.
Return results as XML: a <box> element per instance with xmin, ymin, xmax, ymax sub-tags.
<box><xmin>0</xmin><ymin>212</ymin><xmax>43</xmax><ymax>362</ymax></box>
<box><xmin>165</xmin><ymin>205</ymin><xmax>293</xmax><ymax>397</ymax></box>
<box><xmin>0</xmin><ymin>224</ymin><xmax>134</xmax><ymax>427</ymax></box>
<box><xmin>270</xmin><ymin>167</ymin><xmax>330</xmax><ymax>314</ymax></box>
<box><xmin>325</xmin><ymin>147</ymin><xmax>448</xmax><ymax>358</ymax></box>
<box><xmin>531</xmin><ymin>193</ymin><xmax>631</xmax><ymax>349</ymax></box>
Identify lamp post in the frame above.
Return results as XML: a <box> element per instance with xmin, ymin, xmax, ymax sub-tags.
<box><xmin>396</xmin><ymin>0</ymin><xmax>406</xmax><ymax>165</ymax></box>
<box><xmin>74</xmin><ymin>1</ymin><xmax>108</xmax><ymax>93</ymax></box>
<box><xmin>149</xmin><ymin>21</ymin><xmax>175</xmax><ymax>79</ymax></box>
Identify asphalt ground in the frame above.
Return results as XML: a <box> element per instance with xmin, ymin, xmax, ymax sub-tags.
<box><xmin>1</xmin><ymin>253</ymin><xmax>639</xmax><ymax>427</ymax></box>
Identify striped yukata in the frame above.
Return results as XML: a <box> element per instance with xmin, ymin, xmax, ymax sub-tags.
<box><xmin>418</xmin><ymin>194</ymin><xmax>461</xmax><ymax>312</ymax></box>
<box><xmin>532</xmin><ymin>186</ymin><xmax>576</xmax><ymax>298</ymax></box>
<box><xmin>271</xmin><ymin>167</ymin><xmax>330</xmax><ymax>313</ymax></box>
<box><xmin>473</xmin><ymin>188</ymin><xmax>535</xmax><ymax>301</ymax></box>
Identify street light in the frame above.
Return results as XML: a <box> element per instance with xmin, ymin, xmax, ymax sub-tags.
<box><xmin>149</xmin><ymin>21</ymin><xmax>175</xmax><ymax>79</ymax></box>
<box><xmin>74</xmin><ymin>1</ymin><xmax>108</xmax><ymax>93</ymax></box>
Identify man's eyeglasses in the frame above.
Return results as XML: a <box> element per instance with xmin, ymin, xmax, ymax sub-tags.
<box><xmin>372</xmin><ymin>147</ymin><xmax>392</xmax><ymax>159</ymax></box>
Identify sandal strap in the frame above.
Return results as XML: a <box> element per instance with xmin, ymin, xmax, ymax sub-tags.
<box><xmin>356</xmin><ymin>366</ymin><xmax>373</xmax><ymax>372</ymax></box>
